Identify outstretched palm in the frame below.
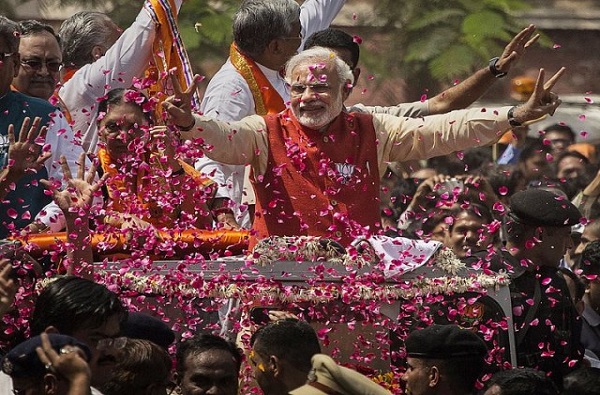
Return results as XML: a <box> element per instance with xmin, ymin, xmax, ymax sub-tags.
<box><xmin>7</xmin><ymin>117</ymin><xmax>51</xmax><ymax>175</ymax></box>
<box><xmin>42</xmin><ymin>153</ymin><xmax>105</xmax><ymax>216</ymax></box>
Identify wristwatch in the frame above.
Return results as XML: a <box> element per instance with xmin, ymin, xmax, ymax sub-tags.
<box><xmin>488</xmin><ymin>57</ymin><xmax>507</xmax><ymax>78</ymax></box>
<box><xmin>507</xmin><ymin>106</ymin><xmax>522</xmax><ymax>127</ymax></box>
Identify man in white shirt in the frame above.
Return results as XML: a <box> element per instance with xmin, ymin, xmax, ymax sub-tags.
<box><xmin>56</xmin><ymin>0</ymin><xmax>182</xmax><ymax>154</ymax></box>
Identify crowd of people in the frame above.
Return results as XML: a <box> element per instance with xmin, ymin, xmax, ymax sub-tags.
<box><xmin>1</xmin><ymin>0</ymin><xmax>600</xmax><ymax>393</ymax></box>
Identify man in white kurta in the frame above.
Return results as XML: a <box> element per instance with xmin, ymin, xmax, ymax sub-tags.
<box><xmin>197</xmin><ymin>0</ymin><xmax>346</xmax><ymax>228</ymax></box>
<box><xmin>57</xmin><ymin>0</ymin><xmax>182</xmax><ymax>154</ymax></box>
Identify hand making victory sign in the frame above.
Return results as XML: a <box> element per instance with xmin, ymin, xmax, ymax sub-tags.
<box><xmin>512</xmin><ymin>67</ymin><xmax>565</xmax><ymax>124</ymax></box>
<box><xmin>162</xmin><ymin>73</ymin><xmax>202</xmax><ymax>134</ymax></box>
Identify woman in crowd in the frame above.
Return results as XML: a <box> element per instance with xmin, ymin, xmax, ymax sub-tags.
<box><xmin>94</xmin><ymin>88</ymin><xmax>214</xmax><ymax>231</ymax></box>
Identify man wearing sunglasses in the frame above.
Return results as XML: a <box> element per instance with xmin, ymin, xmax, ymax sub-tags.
<box><xmin>12</xmin><ymin>20</ymin><xmax>62</xmax><ymax>101</ymax></box>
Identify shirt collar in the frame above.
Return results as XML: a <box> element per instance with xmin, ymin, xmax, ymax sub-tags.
<box><xmin>256</xmin><ymin>62</ymin><xmax>283</xmax><ymax>81</ymax></box>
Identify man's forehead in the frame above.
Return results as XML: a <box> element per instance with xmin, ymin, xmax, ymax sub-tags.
<box><xmin>290</xmin><ymin>60</ymin><xmax>336</xmax><ymax>83</ymax></box>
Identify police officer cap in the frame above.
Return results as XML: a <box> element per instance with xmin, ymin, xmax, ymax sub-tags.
<box><xmin>1</xmin><ymin>334</ymin><xmax>91</xmax><ymax>378</ymax></box>
<box><xmin>405</xmin><ymin>325</ymin><xmax>487</xmax><ymax>359</ymax></box>
<box><xmin>509</xmin><ymin>189</ymin><xmax>581</xmax><ymax>227</ymax></box>
<box><xmin>123</xmin><ymin>311</ymin><xmax>175</xmax><ymax>349</ymax></box>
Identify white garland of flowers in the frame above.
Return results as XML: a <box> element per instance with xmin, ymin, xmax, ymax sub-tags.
<box><xmin>36</xmin><ymin>236</ymin><xmax>510</xmax><ymax>301</ymax></box>
<box><xmin>96</xmin><ymin>236</ymin><xmax>508</xmax><ymax>302</ymax></box>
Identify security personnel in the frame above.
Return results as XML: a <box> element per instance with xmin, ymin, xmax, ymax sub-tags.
<box><xmin>401</xmin><ymin>325</ymin><xmax>488</xmax><ymax>395</ymax></box>
<box><xmin>504</xmin><ymin>189</ymin><xmax>584</xmax><ymax>385</ymax></box>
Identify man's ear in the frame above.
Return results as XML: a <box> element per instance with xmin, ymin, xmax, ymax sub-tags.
<box><xmin>11</xmin><ymin>52</ymin><xmax>20</xmax><ymax>78</ymax></box>
<box><xmin>269</xmin><ymin>355</ymin><xmax>282</xmax><ymax>377</ymax></box>
<box><xmin>342</xmin><ymin>79</ymin><xmax>353</xmax><ymax>101</ymax></box>
<box><xmin>352</xmin><ymin>67</ymin><xmax>361</xmax><ymax>85</ymax></box>
<box><xmin>266</xmin><ymin>39</ymin><xmax>280</xmax><ymax>56</ymax></box>
<box><xmin>428</xmin><ymin>365</ymin><xmax>440</xmax><ymax>387</ymax></box>
<box><xmin>44</xmin><ymin>373</ymin><xmax>59</xmax><ymax>395</ymax></box>
<box><xmin>91</xmin><ymin>45</ymin><xmax>105</xmax><ymax>60</ymax></box>
<box><xmin>44</xmin><ymin>326</ymin><xmax>60</xmax><ymax>334</ymax></box>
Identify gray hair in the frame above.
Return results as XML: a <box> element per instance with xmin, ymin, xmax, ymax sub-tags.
<box><xmin>58</xmin><ymin>11</ymin><xmax>115</xmax><ymax>68</ymax></box>
<box><xmin>0</xmin><ymin>15</ymin><xmax>21</xmax><ymax>53</ymax></box>
<box><xmin>233</xmin><ymin>0</ymin><xmax>300</xmax><ymax>59</ymax></box>
<box><xmin>285</xmin><ymin>46</ymin><xmax>355</xmax><ymax>86</ymax></box>
<box><xmin>19</xmin><ymin>20</ymin><xmax>61</xmax><ymax>47</ymax></box>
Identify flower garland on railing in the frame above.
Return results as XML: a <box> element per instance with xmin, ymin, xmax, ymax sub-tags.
<box><xmin>99</xmin><ymin>270</ymin><xmax>509</xmax><ymax>302</ymax></box>
<box><xmin>34</xmin><ymin>236</ymin><xmax>510</xmax><ymax>303</ymax></box>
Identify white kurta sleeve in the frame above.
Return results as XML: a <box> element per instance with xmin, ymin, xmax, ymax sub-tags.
<box><xmin>374</xmin><ymin>107</ymin><xmax>512</xmax><ymax>175</ymax></box>
<box><xmin>190</xmin><ymin>114</ymin><xmax>269</xmax><ymax>175</ymax></box>
<box><xmin>299</xmin><ymin>0</ymin><xmax>346</xmax><ymax>47</ymax></box>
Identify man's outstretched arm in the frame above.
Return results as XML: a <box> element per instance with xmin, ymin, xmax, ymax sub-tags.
<box><xmin>427</xmin><ymin>24</ymin><xmax>539</xmax><ymax>114</ymax></box>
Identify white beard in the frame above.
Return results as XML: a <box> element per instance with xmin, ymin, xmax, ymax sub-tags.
<box><xmin>293</xmin><ymin>95</ymin><xmax>343</xmax><ymax>130</ymax></box>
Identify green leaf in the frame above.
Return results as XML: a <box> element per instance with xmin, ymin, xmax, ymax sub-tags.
<box><xmin>404</xmin><ymin>27</ymin><xmax>460</xmax><ymax>62</ymax></box>
<box><xmin>405</xmin><ymin>9</ymin><xmax>465</xmax><ymax>31</ymax></box>
<box><xmin>429</xmin><ymin>44</ymin><xmax>479</xmax><ymax>80</ymax></box>
<box><xmin>462</xmin><ymin>10</ymin><xmax>507</xmax><ymax>39</ymax></box>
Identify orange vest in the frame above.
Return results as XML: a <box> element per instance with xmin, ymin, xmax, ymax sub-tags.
<box><xmin>250</xmin><ymin>109</ymin><xmax>381</xmax><ymax>248</ymax></box>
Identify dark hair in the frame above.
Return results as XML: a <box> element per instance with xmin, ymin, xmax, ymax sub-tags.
<box><xmin>580</xmin><ymin>240</ymin><xmax>600</xmax><ymax>277</ymax></box>
<box><xmin>544</xmin><ymin>123</ymin><xmax>576</xmax><ymax>142</ymax></box>
<box><xmin>482</xmin><ymin>164</ymin><xmax>519</xmax><ymax>200</ymax></box>
<box><xmin>97</xmin><ymin>88</ymin><xmax>153</xmax><ymax>124</ymax></box>
<box><xmin>504</xmin><ymin>217</ymin><xmax>535</xmax><ymax>245</ymax></box>
<box><xmin>176</xmin><ymin>333</ymin><xmax>242</xmax><ymax>376</ymax></box>
<box><xmin>30</xmin><ymin>276</ymin><xmax>127</xmax><ymax>336</ymax></box>
<box><xmin>518</xmin><ymin>139</ymin><xmax>551</xmax><ymax>163</ymax></box>
<box><xmin>563</xmin><ymin>367</ymin><xmax>600</xmax><ymax>395</ymax></box>
<box><xmin>554</xmin><ymin>150</ymin><xmax>590</xmax><ymax>183</ymax></box>
<box><xmin>447</xmin><ymin>202</ymin><xmax>494</xmax><ymax>232</ymax></box>
<box><xmin>0</xmin><ymin>15</ymin><xmax>21</xmax><ymax>53</ymax></box>
<box><xmin>484</xmin><ymin>367</ymin><xmax>559</xmax><ymax>395</ymax></box>
<box><xmin>462</xmin><ymin>146</ymin><xmax>493</xmax><ymax>174</ymax></box>
<box><xmin>424</xmin><ymin>357</ymin><xmax>485</xmax><ymax>393</ymax></box>
<box><xmin>304</xmin><ymin>28</ymin><xmax>360</xmax><ymax>69</ymax></box>
<box><xmin>233</xmin><ymin>0</ymin><xmax>300</xmax><ymax>59</ymax></box>
<box><xmin>250</xmin><ymin>319</ymin><xmax>321</xmax><ymax>373</ymax></box>
<box><xmin>559</xmin><ymin>267</ymin><xmax>586</xmax><ymax>304</ymax></box>
<box><xmin>99</xmin><ymin>339</ymin><xmax>171</xmax><ymax>395</ymax></box>
<box><xmin>18</xmin><ymin>20</ymin><xmax>61</xmax><ymax>46</ymax></box>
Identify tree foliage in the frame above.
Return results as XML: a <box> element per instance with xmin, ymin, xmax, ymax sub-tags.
<box><xmin>5</xmin><ymin>0</ymin><xmax>534</xmax><ymax>93</ymax></box>
<box><xmin>368</xmin><ymin>0</ymin><xmax>531</xmax><ymax>94</ymax></box>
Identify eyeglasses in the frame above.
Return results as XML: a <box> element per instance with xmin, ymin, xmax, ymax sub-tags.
<box><xmin>0</xmin><ymin>52</ymin><xmax>14</xmax><ymax>61</ymax></box>
<box><xmin>20</xmin><ymin>59</ymin><xmax>62</xmax><ymax>73</ymax></box>
<box><xmin>96</xmin><ymin>336</ymin><xmax>127</xmax><ymax>350</ymax></box>
<box><xmin>289</xmin><ymin>83</ymin><xmax>331</xmax><ymax>96</ymax></box>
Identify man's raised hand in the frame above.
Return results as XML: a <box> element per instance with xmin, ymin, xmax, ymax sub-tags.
<box><xmin>513</xmin><ymin>67</ymin><xmax>565</xmax><ymax>124</ymax></box>
<box><xmin>7</xmin><ymin>117</ymin><xmax>51</xmax><ymax>176</ymax></box>
<box><xmin>163</xmin><ymin>73</ymin><xmax>202</xmax><ymax>132</ymax></box>
<box><xmin>495</xmin><ymin>25</ymin><xmax>540</xmax><ymax>73</ymax></box>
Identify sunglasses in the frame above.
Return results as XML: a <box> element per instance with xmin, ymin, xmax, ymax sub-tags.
<box><xmin>20</xmin><ymin>59</ymin><xmax>62</xmax><ymax>73</ymax></box>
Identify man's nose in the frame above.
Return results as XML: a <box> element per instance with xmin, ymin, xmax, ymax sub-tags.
<box><xmin>301</xmin><ymin>87</ymin><xmax>317</xmax><ymax>101</ymax></box>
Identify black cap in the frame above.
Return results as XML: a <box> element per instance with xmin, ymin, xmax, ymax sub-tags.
<box><xmin>509</xmin><ymin>189</ymin><xmax>581</xmax><ymax>227</ymax></box>
<box><xmin>2</xmin><ymin>334</ymin><xmax>91</xmax><ymax>378</ymax></box>
<box><xmin>123</xmin><ymin>312</ymin><xmax>175</xmax><ymax>349</ymax></box>
<box><xmin>405</xmin><ymin>325</ymin><xmax>488</xmax><ymax>359</ymax></box>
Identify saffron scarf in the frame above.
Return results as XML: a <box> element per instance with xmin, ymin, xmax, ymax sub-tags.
<box><xmin>144</xmin><ymin>0</ymin><xmax>200</xmax><ymax>112</ymax></box>
<box><xmin>229</xmin><ymin>43</ymin><xmax>286</xmax><ymax>116</ymax></box>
